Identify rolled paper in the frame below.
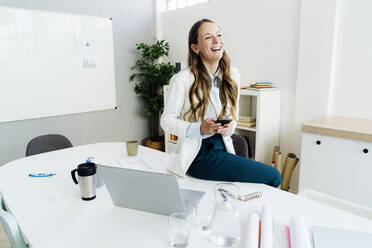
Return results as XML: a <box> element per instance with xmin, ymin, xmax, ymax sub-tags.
<box><xmin>243</xmin><ymin>213</ymin><xmax>260</xmax><ymax>248</ymax></box>
<box><xmin>271</xmin><ymin>146</ymin><xmax>280</xmax><ymax>166</ymax></box>
<box><xmin>260</xmin><ymin>205</ymin><xmax>274</xmax><ymax>248</ymax></box>
<box><xmin>289</xmin><ymin>216</ymin><xmax>312</xmax><ymax>248</ymax></box>
<box><xmin>274</xmin><ymin>151</ymin><xmax>283</xmax><ymax>175</ymax></box>
<box><xmin>281</xmin><ymin>153</ymin><xmax>300</xmax><ymax>191</ymax></box>
<box><xmin>285</xmin><ymin>226</ymin><xmax>291</xmax><ymax>248</ymax></box>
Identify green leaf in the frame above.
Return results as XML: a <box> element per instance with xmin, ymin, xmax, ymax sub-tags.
<box><xmin>129</xmin><ymin>74</ymin><xmax>135</xmax><ymax>82</ymax></box>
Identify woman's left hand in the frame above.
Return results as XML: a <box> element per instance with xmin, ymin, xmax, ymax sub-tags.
<box><xmin>216</xmin><ymin>121</ymin><xmax>233</xmax><ymax>136</ymax></box>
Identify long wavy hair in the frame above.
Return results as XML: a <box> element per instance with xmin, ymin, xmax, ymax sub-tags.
<box><xmin>184</xmin><ymin>18</ymin><xmax>238</xmax><ymax>122</ymax></box>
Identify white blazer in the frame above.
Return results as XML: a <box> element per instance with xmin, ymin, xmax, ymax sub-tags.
<box><xmin>161</xmin><ymin>67</ymin><xmax>241</xmax><ymax>177</ymax></box>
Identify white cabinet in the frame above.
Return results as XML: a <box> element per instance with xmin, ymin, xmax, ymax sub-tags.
<box><xmin>163</xmin><ymin>86</ymin><xmax>281</xmax><ymax>165</ymax></box>
<box><xmin>236</xmin><ymin>88</ymin><xmax>281</xmax><ymax>164</ymax></box>
<box><xmin>299</xmin><ymin>116</ymin><xmax>372</xmax><ymax>208</ymax></box>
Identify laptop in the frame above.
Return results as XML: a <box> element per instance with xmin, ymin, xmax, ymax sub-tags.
<box><xmin>98</xmin><ymin>165</ymin><xmax>205</xmax><ymax>216</ymax></box>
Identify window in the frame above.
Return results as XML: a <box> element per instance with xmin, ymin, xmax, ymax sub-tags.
<box><xmin>165</xmin><ymin>0</ymin><xmax>211</xmax><ymax>11</ymax></box>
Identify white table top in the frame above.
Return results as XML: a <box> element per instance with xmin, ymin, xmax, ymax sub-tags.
<box><xmin>0</xmin><ymin>142</ymin><xmax>371</xmax><ymax>248</ymax></box>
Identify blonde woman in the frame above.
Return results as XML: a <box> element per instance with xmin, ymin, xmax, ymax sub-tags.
<box><xmin>161</xmin><ymin>19</ymin><xmax>281</xmax><ymax>187</ymax></box>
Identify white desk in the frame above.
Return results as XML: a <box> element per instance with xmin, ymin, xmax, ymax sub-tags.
<box><xmin>0</xmin><ymin>142</ymin><xmax>371</xmax><ymax>248</ymax></box>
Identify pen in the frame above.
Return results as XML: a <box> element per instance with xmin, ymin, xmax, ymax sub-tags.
<box><xmin>218</xmin><ymin>187</ymin><xmax>228</xmax><ymax>201</ymax></box>
<box><xmin>220</xmin><ymin>188</ymin><xmax>237</xmax><ymax>199</ymax></box>
<box><xmin>28</xmin><ymin>173</ymin><xmax>56</xmax><ymax>177</ymax></box>
<box><xmin>86</xmin><ymin>156</ymin><xmax>94</xmax><ymax>163</ymax></box>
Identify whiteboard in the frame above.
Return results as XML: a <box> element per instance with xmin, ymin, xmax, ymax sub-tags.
<box><xmin>0</xmin><ymin>6</ymin><xmax>116</xmax><ymax>122</ymax></box>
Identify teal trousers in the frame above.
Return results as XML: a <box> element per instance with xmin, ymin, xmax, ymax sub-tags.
<box><xmin>187</xmin><ymin>134</ymin><xmax>281</xmax><ymax>187</ymax></box>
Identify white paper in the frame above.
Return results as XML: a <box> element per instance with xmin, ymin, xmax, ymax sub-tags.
<box><xmin>89</xmin><ymin>152</ymin><xmax>168</xmax><ymax>174</ymax></box>
<box><xmin>243</xmin><ymin>212</ymin><xmax>260</xmax><ymax>248</ymax></box>
<box><xmin>91</xmin><ymin>155</ymin><xmax>120</xmax><ymax>166</ymax></box>
<box><xmin>76</xmin><ymin>38</ymin><xmax>96</xmax><ymax>52</ymax></box>
<box><xmin>313</xmin><ymin>226</ymin><xmax>372</xmax><ymax>248</ymax></box>
<box><xmin>141</xmin><ymin>155</ymin><xmax>168</xmax><ymax>173</ymax></box>
<box><xmin>118</xmin><ymin>157</ymin><xmax>152</xmax><ymax>170</ymax></box>
<box><xmin>289</xmin><ymin>216</ymin><xmax>312</xmax><ymax>248</ymax></box>
<box><xmin>260</xmin><ymin>205</ymin><xmax>274</xmax><ymax>248</ymax></box>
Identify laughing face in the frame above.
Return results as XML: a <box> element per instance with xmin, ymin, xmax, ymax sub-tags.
<box><xmin>191</xmin><ymin>22</ymin><xmax>224</xmax><ymax>67</ymax></box>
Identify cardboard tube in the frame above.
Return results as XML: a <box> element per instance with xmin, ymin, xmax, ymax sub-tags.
<box><xmin>271</xmin><ymin>146</ymin><xmax>280</xmax><ymax>167</ymax></box>
<box><xmin>274</xmin><ymin>152</ymin><xmax>283</xmax><ymax>175</ymax></box>
<box><xmin>281</xmin><ymin>153</ymin><xmax>300</xmax><ymax>191</ymax></box>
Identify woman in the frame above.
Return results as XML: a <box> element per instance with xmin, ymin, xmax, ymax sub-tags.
<box><xmin>161</xmin><ymin>19</ymin><xmax>281</xmax><ymax>187</ymax></box>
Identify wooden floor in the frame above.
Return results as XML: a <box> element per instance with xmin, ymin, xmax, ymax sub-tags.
<box><xmin>0</xmin><ymin>223</ymin><xmax>11</xmax><ymax>248</ymax></box>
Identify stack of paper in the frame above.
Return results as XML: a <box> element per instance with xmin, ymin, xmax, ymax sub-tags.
<box><xmin>313</xmin><ymin>226</ymin><xmax>372</xmax><ymax>248</ymax></box>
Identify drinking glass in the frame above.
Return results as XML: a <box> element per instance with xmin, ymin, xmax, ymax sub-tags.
<box><xmin>193</xmin><ymin>198</ymin><xmax>215</xmax><ymax>231</ymax></box>
<box><xmin>168</xmin><ymin>212</ymin><xmax>190</xmax><ymax>248</ymax></box>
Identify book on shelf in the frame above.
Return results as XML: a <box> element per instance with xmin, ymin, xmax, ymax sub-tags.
<box><xmin>240</xmin><ymin>85</ymin><xmax>278</xmax><ymax>90</ymax></box>
<box><xmin>239</xmin><ymin>116</ymin><xmax>256</xmax><ymax>123</ymax></box>
<box><xmin>250</xmin><ymin>84</ymin><xmax>272</xmax><ymax>88</ymax></box>
<box><xmin>237</xmin><ymin>121</ymin><xmax>256</xmax><ymax>127</ymax></box>
<box><xmin>246</xmin><ymin>87</ymin><xmax>277</xmax><ymax>91</ymax></box>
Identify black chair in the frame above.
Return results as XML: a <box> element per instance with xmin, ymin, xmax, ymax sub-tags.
<box><xmin>231</xmin><ymin>134</ymin><xmax>249</xmax><ymax>158</ymax></box>
<box><xmin>26</xmin><ymin>134</ymin><xmax>73</xmax><ymax>156</ymax></box>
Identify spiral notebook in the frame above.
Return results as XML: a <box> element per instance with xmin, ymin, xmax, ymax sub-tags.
<box><xmin>218</xmin><ymin>187</ymin><xmax>262</xmax><ymax>202</ymax></box>
<box><xmin>313</xmin><ymin>226</ymin><xmax>372</xmax><ymax>248</ymax></box>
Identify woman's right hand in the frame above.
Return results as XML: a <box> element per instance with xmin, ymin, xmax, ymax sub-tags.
<box><xmin>200</xmin><ymin>118</ymin><xmax>221</xmax><ymax>135</ymax></box>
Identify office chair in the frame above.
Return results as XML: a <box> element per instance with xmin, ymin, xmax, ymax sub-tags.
<box><xmin>0</xmin><ymin>195</ymin><xmax>28</xmax><ymax>248</ymax></box>
<box><xmin>231</xmin><ymin>134</ymin><xmax>249</xmax><ymax>158</ymax></box>
<box><xmin>26</xmin><ymin>134</ymin><xmax>73</xmax><ymax>156</ymax></box>
<box><xmin>299</xmin><ymin>189</ymin><xmax>372</xmax><ymax>220</ymax></box>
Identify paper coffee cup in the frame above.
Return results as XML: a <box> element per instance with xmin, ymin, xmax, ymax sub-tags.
<box><xmin>126</xmin><ymin>140</ymin><xmax>139</xmax><ymax>156</ymax></box>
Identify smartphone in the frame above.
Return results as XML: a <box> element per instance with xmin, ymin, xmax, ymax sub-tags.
<box><xmin>215</xmin><ymin>118</ymin><xmax>233</xmax><ymax>126</ymax></box>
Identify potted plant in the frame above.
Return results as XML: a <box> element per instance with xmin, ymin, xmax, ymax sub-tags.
<box><xmin>129</xmin><ymin>39</ymin><xmax>175</xmax><ymax>151</ymax></box>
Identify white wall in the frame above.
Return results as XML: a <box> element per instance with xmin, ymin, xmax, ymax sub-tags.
<box><xmin>292</xmin><ymin>0</ymin><xmax>340</xmax><ymax>191</ymax></box>
<box><xmin>0</xmin><ymin>0</ymin><xmax>154</xmax><ymax>165</ymax></box>
<box><xmin>160</xmin><ymin>0</ymin><xmax>301</xmax><ymax>188</ymax></box>
<box><xmin>296</xmin><ymin>0</ymin><xmax>372</xmax><ymax>124</ymax></box>
<box><xmin>329</xmin><ymin>0</ymin><xmax>372</xmax><ymax>119</ymax></box>
<box><xmin>295</xmin><ymin>0</ymin><xmax>339</xmax><ymax>127</ymax></box>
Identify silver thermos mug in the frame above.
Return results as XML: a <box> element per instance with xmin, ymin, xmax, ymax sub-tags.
<box><xmin>71</xmin><ymin>162</ymin><xmax>97</xmax><ymax>201</ymax></box>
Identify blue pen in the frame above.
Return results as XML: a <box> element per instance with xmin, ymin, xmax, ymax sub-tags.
<box><xmin>29</xmin><ymin>173</ymin><xmax>56</xmax><ymax>177</ymax></box>
<box><xmin>86</xmin><ymin>156</ymin><xmax>94</xmax><ymax>163</ymax></box>
<box><xmin>218</xmin><ymin>188</ymin><xmax>228</xmax><ymax>201</ymax></box>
